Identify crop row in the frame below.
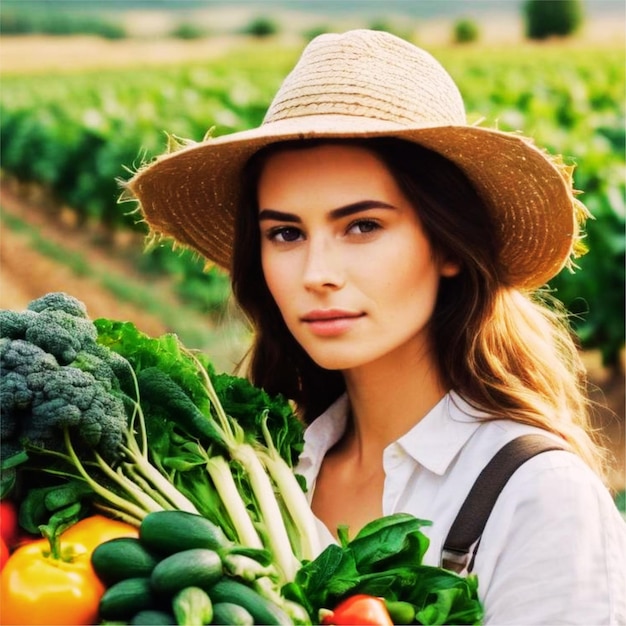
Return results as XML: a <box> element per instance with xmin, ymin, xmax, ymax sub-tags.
<box><xmin>0</xmin><ymin>43</ymin><xmax>623</xmax><ymax>365</ymax></box>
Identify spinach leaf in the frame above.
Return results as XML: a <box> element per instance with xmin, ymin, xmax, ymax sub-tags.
<box><xmin>348</xmin><ymin>513</ymin><xmax>431</xmax><ymax>572</ymax></box>
<box><xmin>284</xmin><ymin>513</ymin><xmax>484</xmax><ymax>625</ymax></box>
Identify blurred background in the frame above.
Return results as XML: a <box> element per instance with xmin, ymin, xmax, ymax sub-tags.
<box><xmin>0</xmin><ymin>0</ymin><xmax>624</xmax><ymax>495</ymax></box>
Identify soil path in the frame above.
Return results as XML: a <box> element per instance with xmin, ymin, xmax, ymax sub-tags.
<box><xmin>1</xmin><ymin>180</ymin><xmax>172</xmax><ymax>337</ymax></box>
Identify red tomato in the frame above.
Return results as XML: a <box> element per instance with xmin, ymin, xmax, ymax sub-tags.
<box><xmin>321</xmin><ymin>595</ymin><xmax>394</xmax><ymax>626</ymax></box>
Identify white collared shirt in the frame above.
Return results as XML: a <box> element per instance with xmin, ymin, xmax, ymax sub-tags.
<box><xmin>296</xmin><ymin>391</ymin><xmax>626</xmax><ymax>625</ymax></box>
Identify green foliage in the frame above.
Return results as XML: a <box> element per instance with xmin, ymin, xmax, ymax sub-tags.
<box><xmin>241</xmin><ymin>16</ymin><xmax>279</xmax><ymax>38</ymax></box>
<box><xmin>0</xmin><ymin>8</ymin><xmax>126</xmax><ymax>39</ymax></box>
<box><xmin>524</xmin><ymin>0</ymin><xmax>584</xmax><ymax>39</ymax></box>
<box><xmin>440</xmin><ymin>46</ymin><xmax>625</xmax><ymax>367</ymax></box>
<box><xmin>302</xmin><ymin>25</ymin><xmax>331</xmax><ymax>42</ymax></box>
<box><xmin>453</xmin><ymin>18</ymin><xmax>480</xmax><ymax>44</ymax></box>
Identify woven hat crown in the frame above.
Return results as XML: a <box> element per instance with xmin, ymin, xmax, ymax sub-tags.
<box><xmin>263</xmin><ymin>29</ymin><xmax>466</xmax><ymax>128</ymax></box>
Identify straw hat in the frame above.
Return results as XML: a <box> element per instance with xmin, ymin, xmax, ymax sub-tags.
<box><xmin>126</xmin><ymin>29</ymin><xmax>587</xmax><ymax>289</ymax></box>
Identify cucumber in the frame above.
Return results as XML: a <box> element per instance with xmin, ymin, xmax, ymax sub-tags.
<box><xmin>208</xmin><ymin>580</ymin><xmax>292</xmax><ymax>626</ymax></box>
<box><xmin>98</xmin><ymin>577</ymin><xmax>156</xmax><ymax>621</ymax></box>
<box><xmin>130</xmin><ymin>609</ymin><xmax>176</xmax><ymax>625</ymax></box>
<box><xmin>139</xmin><ymin>510</ymin><xmax>233</xmax><ymax>555</ymax></box>
<box><xmin>212</xmin><ymin>602</ymin><xmax>255</xmax><ymax>626</ymax></box>
<box><xmin>172</xmin><ymin>586</ymin><xmax>213</xmax><ymax>626</ymax></box>
<box><xmin>91</xmin><ymin>536</ymin><xmax>161</xmax><ymax>585</ymax></box>
<box><xmin>150</xmin><ymin>548</ymin><xmax>223</xmax><ymax>596</ymax></box>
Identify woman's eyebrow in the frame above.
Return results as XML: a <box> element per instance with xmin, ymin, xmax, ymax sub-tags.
<box><xmin>258</xmin><ymin>208</ymin><xmax>301</xmax><ymax>223</ymax></box>
<box><xmin>258</xmin><ymin>200</ymin><xmax>395</xmax><ymax>222</ymax></box>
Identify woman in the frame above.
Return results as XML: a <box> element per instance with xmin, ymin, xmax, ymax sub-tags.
<box><xmin>127</xmin><ymin>29</ymin><xmax>626</xmax><ymax>624</ymax></box>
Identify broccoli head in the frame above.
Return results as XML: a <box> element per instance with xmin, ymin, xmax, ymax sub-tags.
<box><xmin>0</xmin><ymin>295</ymin><xmax>132</xmax><ymax>466</ymax></box>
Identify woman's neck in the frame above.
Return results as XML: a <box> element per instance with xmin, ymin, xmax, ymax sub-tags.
<box><xmin>342</xmin><ymin>340</ymin><xmax>447</xmax><ymax>458</ymax></box>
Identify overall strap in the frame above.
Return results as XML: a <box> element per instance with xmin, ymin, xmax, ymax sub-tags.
<box><xmin>441</xmin><ymin>433</ymin><xmax>568</xmax><ymax>575</ymax></box>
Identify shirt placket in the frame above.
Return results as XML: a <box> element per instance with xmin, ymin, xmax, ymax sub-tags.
<box><xmin>382</xmin><ymin>442</ymin><xmax>416</xmax><ymax>515</ymax></box>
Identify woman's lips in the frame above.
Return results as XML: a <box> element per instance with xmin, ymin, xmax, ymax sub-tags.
<box><xmin>301</xmin><ymin>310</ymin><xmax>364</xmax><ymax>336</ymax></box>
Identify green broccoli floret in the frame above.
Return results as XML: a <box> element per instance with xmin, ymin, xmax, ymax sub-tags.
<box><xmin>1</xmin><ymin>338</ymin><xmax>128</xmax><ymax>463</ymax></box>
<box><xmin>25</xmin><ymin>309</ymin><xmax>98</xmax><ymax>365</ymax></box>
<box><xmin>0</xmin><ymin>294</ymin><xmax>130</xmax><ymax>466</ymax></box>
<box><xmin>73</xmin><ymin>342</ymin><xmax>135</xmax><ymax>394</ymax></box>
<box><xmin>28</xmin><ymin>367</ymin><xmax>126</xmax><ymax>454</ymax></box>
<box><xmin>0</xmin><ymin>309</ymin><xmax>39</xmax><ymax>339</ymax></box>
<box><xmin>28</xmin><ymin>292</ymin><xmax>88</xmax><ymax>318</ymax></box>
<box><xmin>0</xmin><ymin>293</ymin><xmax>98</xmax><ymax>365</ymax></box>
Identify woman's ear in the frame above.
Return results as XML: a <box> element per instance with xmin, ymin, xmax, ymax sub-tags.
<box><xmin>440</xmin><ymin>257</ymin><xmax>462</xmax><ymax>278</ymax></box>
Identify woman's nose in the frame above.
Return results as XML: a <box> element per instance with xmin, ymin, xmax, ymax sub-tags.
<box><xmin>302</xmin><ymin>237</ymin><xmax>345</xmax><ymax>291</ymax></box>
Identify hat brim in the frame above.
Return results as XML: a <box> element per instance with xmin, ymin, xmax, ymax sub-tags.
<box><xmin>128</xmin><ymin>115</ymin><xmax>577</xmax><ymax>289</ymax></box>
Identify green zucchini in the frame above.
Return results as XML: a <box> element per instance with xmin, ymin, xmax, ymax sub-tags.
<box><xmin>211</xmin><ymin>602</ymin><xmax>255</xmax><ymax>625</ymax></box>
<box><xmin>208</xmin><ymin>579</ymin><xmax>292</xmax><ymax>626</ymax></box>
<box><xmin>139</xmin><ymin>510</ymin><xmax>233</xmax><ymax>555</ymax></box>
<box><xmin>91</xmin><ymin>536</ymin><xmax>161</xmax><ymax>585</ymax></box>
<box><xmin>130</xmin><ymin>609</ymin><xmax>176</xmax><ymax>625</ymax></box>
<box><xmin>150</xmin><ymin>548</ymin><xmax>223</xmax><ymax>596</ymax></box>
<box><xmin>98</xmin><ymin>577</ymin><xmax>155</xmax><ymax>621</ymax></box>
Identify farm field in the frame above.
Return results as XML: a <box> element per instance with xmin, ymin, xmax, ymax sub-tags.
<box><xmin>0</xmin><ymin>34</ymin><xmax>624</xmax><ymax>492</ymax></box>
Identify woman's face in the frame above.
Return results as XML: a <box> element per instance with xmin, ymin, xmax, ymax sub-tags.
<box><xmin>257</xmin><ymin>143</ymin><xmax>459</xmax><ymax>372</ymax></box>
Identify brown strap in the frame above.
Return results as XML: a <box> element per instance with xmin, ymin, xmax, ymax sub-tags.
<box><xmin>441</xmin><ymin>433</ymin><xmax>567</xmax><ymax>574</ymax></box>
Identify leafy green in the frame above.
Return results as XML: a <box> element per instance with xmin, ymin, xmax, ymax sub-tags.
<box><xmin>283</xmin><ymin>513</ymin><xmax>484</xmax><ymax>625</ymax></box>
<box><xmin>94</xmin><ymin>318</ymin><xmax>303</xmax><ymax>466</ymax></box>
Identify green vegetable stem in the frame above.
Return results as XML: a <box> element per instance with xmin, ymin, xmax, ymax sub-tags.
<box><xmin>98</xmin><ymin>314</ymin><xmax>319</xmax><ymax>585</ymax></box>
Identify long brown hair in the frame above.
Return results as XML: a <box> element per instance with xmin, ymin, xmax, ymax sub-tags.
<box><xmin>231</xmin><ymin>137</ymin><xmax>608</xmax><ymax>479</ymax></box>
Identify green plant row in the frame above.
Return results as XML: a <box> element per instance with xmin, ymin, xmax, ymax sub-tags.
<box><xmin>0</xmin><ymin>43</ymin><xmax>623</xmax><ymax>365</ymax></box>
<box><xmin>0</xmin><ymin>43</ymin><xmax>298</xmax><ymax>318</ymax></box>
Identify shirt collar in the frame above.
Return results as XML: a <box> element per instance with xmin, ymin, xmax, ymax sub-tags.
<box><xmin>296</xmin><ymin>394</ymin><xmax>349</xmax><ymax>482</ymax></box>
<box><xmin>296</xmin><ymin>390</ymin><xmax>486</xmax><ymax>483</ymax></box>
<box><xmin>396</xmin><ymin>391</ymin><xmax>484</xmax><ymax>475</ymax></box>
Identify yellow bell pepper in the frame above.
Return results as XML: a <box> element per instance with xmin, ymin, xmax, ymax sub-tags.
<box><xmin>0</xmin><ymin>514</ymin><xmax>137</xmax><ymax>625</ymax></box>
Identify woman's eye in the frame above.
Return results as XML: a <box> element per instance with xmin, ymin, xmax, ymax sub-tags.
<box><xmin>347</xmin><ymin>219</ymin><xmax>380</xmax><ymax>235</ymax></box>
<box><xmin>268</xmin><ymin>226</ymin><xmax>303</xmax><ymax>243</ymax></box>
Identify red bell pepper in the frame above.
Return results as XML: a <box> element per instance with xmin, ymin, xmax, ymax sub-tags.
<box><xmin>0</xmin><ymin>499</ymin><xmax>19</xmax><ymax>548</ymax></box>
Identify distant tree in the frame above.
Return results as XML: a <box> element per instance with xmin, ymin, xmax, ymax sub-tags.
<box><xmin>524</xmin><ymin>0</ymin><xmax>584</xmax><ymax>39</ymax></box>
<box><xmin>241</xmin><ymin>16</ymin><xmax>279</xmax><ymax>38</ymax></box>
<box><xmin>170</xmin><ymin>22</ymin><xmax>206</xmax><ymax>40</ymax></box>
<box><xmin>453</xmin><ymin>18</ymin><xmax>480</xmax><ymax>43</ymax></box>
<box><xmin>368</xmin><ymin>18</ymin><xmax>394</xmax><ymax>33</ymax></box>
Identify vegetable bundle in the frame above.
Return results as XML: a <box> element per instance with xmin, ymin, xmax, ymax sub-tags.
<box><xmin>1</xmin><ymin>292</ymin><xmax>484</xmax><ymax>625</ymax></box>
<box><xmin>1</xmin><ymin>292</ymin><xmax>315</xmax><ymax>622</ymax></box>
